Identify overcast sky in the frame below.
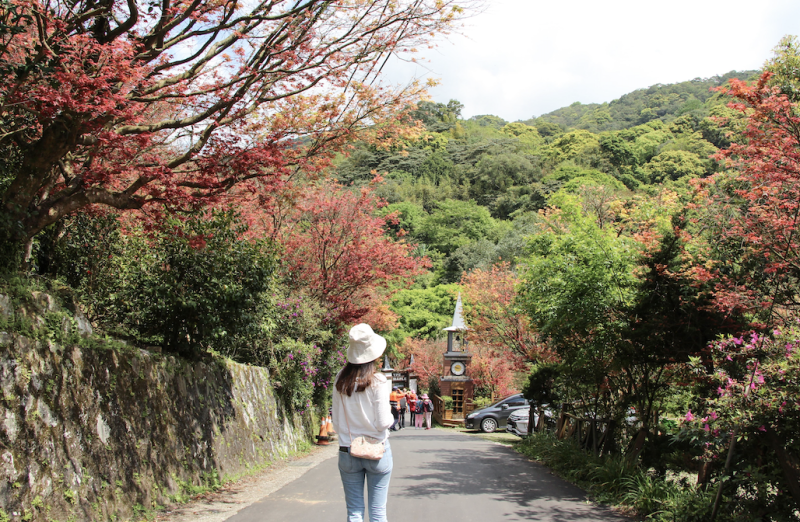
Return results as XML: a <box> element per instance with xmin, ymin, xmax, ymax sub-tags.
<box><xmin>383</xmin><ymin>0</ymin><xmax>800</xmax><ymax>121</ymax></box>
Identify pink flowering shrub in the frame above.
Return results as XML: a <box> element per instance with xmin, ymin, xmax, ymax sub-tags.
<box><xmin>682</xmin><ymin>321</ymin><xmax>800</xmax><ymax>518</ymax></box>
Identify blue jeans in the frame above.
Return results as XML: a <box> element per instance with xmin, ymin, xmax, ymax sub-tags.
<box><xmin>338</xmin><ymin>441</ymin><xmax>393</xmax><ymax>522</ymax></box>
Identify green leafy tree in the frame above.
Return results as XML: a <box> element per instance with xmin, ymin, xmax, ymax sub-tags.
<box><xmin>764</xmin><ymin>35</ymin><xmax>800</xmax><ymax>102</ymax></box>
<box><xmin>417</xmin><ymin>199</ymin><xmax>501</xmax><ymax>255</ymax></box>
<box><xmin>644</xmin><ymin>150</ymin><xmax>707</xmax><ymax>183</ymax></box>
<box><xmin>100</xmin><ymin>211</ymin><xmax>275</xmax><ymax>357</ymax></box>
<box><xmin>379</xmin><ymin>202</ymin><xmax>426</xmax><ymax>239</ymax></box>
<box><xmin>518</xmin><ymin>192</ymin><xmax>639</xmax><ymax>413</ymax></box>
<box><xmin>468</xmin><ymin>114</ymin><xmax>508</xmax><ymax>129</ymax></box>
<box><xmin>388</xmin><ymin>284</ymin><xmax>460</xmax><ymax>343</ymax></box>
<box><xmin>412</xmin><ymin>100</ymin><xmax>464</xmax><ymax>132</ymax></box>
<box><xmin>469</xmin><ymin>152</ymin><xmax>541</xmax><ymax>207</ymax></box>
<box><xmin>546</xmin><ymin>130</ymin><xmax>601</xmax><ymax>163</ymax></box>
<box><xmin>441</xmin><ymin>239</ymin><xmax>497</xmax><ymax>282</ymax></box>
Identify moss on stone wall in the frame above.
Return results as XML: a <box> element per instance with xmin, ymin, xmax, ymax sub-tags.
<box><xmin>0</xmin><ymin>292</ymin><xmax>315</xmax><ymax>521</ymax></box>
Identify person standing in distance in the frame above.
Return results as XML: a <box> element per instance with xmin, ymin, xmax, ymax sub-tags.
<box><xmin>389</xmin><ymin>387</ymin><xmax>402</xmax><ymax>431</ymax></box>
<box><xmin>421</xmin><ymin>393</ymin><xmax>434</xmax><ymax>430</ymax></box>
<box><xmin>407</xmin><ymin>389</ymin><xmax>418</xmax><ymax>428</ymax></box>
<box><xmin>332</xmin><ymin>324</ymin><xmax>394</xmax><ymax>522</ymax></box>
<box><xmin>414</xmin><ymin>394</ymin><xmax>425</xmax><ymax>429</ymax></box>
<box><xmin>398</xmin><ymin>389</ymin><xmax>408</xmax><ymax>429</ymax></box>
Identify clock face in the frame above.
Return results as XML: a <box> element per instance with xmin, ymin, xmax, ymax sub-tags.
<box><xmin>450</xmin><ymin>361</ymin><xmax>466</xmax><ymax>376</ymax></box>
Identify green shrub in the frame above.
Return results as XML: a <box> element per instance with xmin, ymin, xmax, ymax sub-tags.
<box><xmin>442</xmin><ymin>395</ymin><xmax>453</xmax><ymax>410</ymax></box>
<box><xmin>73</xmin><ymin>210</ymin><xmax>276</xmax><ymax>358</ymax></box>
<box><xmin>516</xmin><ymin>433</ymin><xmax>714</xmax><ymax>521</ymax></box>
<box><xmin>472</xmin><ymin>397</ymin><xmax>492</xmax><ymax>409</ymax></box>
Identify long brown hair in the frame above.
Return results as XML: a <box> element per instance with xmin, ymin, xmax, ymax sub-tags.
<box><xmin>336</xmin><ymin>360</ymin><xmax>377</xmax><ymax>397</ymax></box>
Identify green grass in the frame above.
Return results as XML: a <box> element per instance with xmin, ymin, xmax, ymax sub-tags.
<box><xmin>514</xmin><ymin>432</ymin><xmax>716</xmax><ymax>521</ymax></box>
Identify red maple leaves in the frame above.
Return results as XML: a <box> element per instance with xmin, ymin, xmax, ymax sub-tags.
<box><xmin>0</xmin><ymin>0</ymin><xmax>466</xmax><ymax>242</ymax></box>
<box><xmin>695</xmin><ymin>73</ymin><xmax>800</xmax><ymax>324</ymax></box>
<box><xmin>277</xmin><ymin>180</ymin><xmax>429</xmax><ymax>326</ymax></box>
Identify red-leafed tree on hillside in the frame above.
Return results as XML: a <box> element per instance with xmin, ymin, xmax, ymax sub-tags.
<box><xmin>0</xmin><ymin>0</ymin><xmax>472</xmax><ymax>258</ymax></box>
<box><xmin>461</xmin><ymin>262</ymin><xmax>557</xmax><ymax>368</ymax></box>
<box><xmin>694</xmin><ymin>72</ymin><xmax>800</xmax><ymax>326</ymax></box>
<box><xmin>402</xmin><ymin>337</ymin><xmax>443</xmax><ymax>392</ymax></box>
<box><xmin>277</xmin><ymin>180</ymin><xmax>428</xmax><ymax>326</ymax></box>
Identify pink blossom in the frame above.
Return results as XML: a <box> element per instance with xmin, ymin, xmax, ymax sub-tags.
<box><xmin>685</xmin><ymin>410</ymin><xmax>695</xmax><ymax>422</ymax></box>
<box><xmin>710</xmin><ymin>411</ymin><xmax>718</xmax><ymax>420</ymax></box>
<box><xmin>703</xmin><ymin>424</ymin><xmax>710</xmax><ymax>432</ymax></box>
<box><xmin>758</xmin><ymin>426</ymin><xmax>767</xmax><ymax>432</ymax></box>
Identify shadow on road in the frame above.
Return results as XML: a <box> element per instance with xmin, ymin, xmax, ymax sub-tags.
<box><xmin>392</xmin><ymin>431</ymin><xmax>628</xmax><ymax>521</ymax></box>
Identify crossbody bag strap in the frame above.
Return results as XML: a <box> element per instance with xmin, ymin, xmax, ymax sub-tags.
<box><xmin>341</xmin><ymin>394</ymin><xmax>353</xmax><ymax>444</ymax></box>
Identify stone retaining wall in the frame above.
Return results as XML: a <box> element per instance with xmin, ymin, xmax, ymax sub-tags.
<box><xmin>0</xmin><ymin>293</ymin><xmax>314</xmax><ymax>521</ymax></box>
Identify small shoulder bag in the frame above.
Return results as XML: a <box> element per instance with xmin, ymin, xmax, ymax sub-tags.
<box><xmin>341</xmin><ymin>398</ymin><xmax>386</xmax><ymax>461</ymax></box>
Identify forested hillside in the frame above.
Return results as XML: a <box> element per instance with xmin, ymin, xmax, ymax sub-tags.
<box><xmin>333</xmin><ymin>70</ymin><xmax>755</xmax><ymax>286</ymax></box>
<box><xmin>525</xmin><ymin>70</ymin><xmax>759</xmax><ymax>132</ymax></box>
<box><xmin>317</xmin><ymin>68</ymin><xmax>759</xmax><ymax>398</ymax></box>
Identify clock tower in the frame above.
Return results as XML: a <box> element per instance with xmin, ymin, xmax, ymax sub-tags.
<box><xmin>439</xmin><ymin>293</ymin><xmax>474</xmax><ymax>419</ymax></box>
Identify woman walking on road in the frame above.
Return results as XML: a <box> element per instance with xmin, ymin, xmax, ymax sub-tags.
<box><xmin>332</xmin><ymin>324</ymin><xmax>394</xmax><ymax>522</ymax></box>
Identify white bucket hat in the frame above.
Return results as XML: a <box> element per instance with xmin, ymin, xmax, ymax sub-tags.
<box><xmin>347</xmin><ymin>324</ymin><xmax>387</xmax><ymax>364</ymax></box>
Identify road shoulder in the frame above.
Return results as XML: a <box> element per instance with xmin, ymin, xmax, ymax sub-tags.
<box><xmin>155</xmin><ymin>443</ymin><xmax>338</xmax><ymax>522</ymax></box>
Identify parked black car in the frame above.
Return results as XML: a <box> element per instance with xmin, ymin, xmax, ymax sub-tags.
<box><xmin>465</xmin><ymin>393</ymin><xmax>529</xmax><ymax>433</ymax></box>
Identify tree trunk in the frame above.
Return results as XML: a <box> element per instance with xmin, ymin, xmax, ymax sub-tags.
<box><xmin>628</xmin><ymin>427</ymin><xmax>648</xmax><ymax>463</ymax></box>
<box><xmin>601</xmin><ymin>419</ymin><xmax>617</xmax><ymax>456</ymax></box>
<box><xmin>764</xmin><ymin>427</ymin><xmax>800</xmax><ymax>506</ymax></box>
<box><xmin>527</xmin><ymin>404</ymin><xmax>534</xmax><ymax>435</ymax></box>
<box><xmin>697</xmin><ymin>461</ymin><xmax>714</xmax><ymax>486</ymax></box>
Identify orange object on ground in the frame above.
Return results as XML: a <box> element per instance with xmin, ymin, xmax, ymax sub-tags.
<box><xmin>315</xmin><ymin>418</ymin><xmax>329</xmax><ymax>445</ymax></box>
<box><xmin>326</xmin><ymin>415</ymin><xmax>336</xmax><ymax>436</ymax></box>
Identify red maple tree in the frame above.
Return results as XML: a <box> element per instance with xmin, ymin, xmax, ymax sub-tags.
<box><xmin>693</xmin><ymin>73</ymin><xmax>800</xmax><ymax>325</ymax></box>
<box><xmin>468</xmin><ymin>344</ymin><xmax>518</xmax><ymax>398</ymax></box>
<box><xmin>461</xmin><ymin>262</ymin><xmax>557</xmax><ymax>368</ymax></box>
<box><xmin>403</xmin><ymin>337</ymin><xmax>444</xmax><ymax>392</ymax></box>
<box><xmin>0</xmin><ymin>0</ymin><xmax>469</xmax><ymax>248</ymax></box>
<box><xmin>276</xmin><ymin>179</ymin><xmax>428</xmax><ymax>326</ymax></box>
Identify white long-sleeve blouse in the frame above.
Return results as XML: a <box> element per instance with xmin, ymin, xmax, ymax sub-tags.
<box><xmin>331</xmin><ymin>371</ymin><xmax>393</xmax><ymax>446</ymax></box>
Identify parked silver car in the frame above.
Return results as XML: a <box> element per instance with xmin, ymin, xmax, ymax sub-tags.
<box><xmin>506</xmin><ymin>405</ymin><xmax>555</xmax><ymax>437</ymax></box>
<box><xmin>506</xmin><ymin>408</ymin><xmax>529</xmax><ymax>437</ymax></box>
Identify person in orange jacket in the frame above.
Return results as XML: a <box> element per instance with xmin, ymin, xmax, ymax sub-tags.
<box><xmin>389</xmin><ymin>387</ymin><xmax>406</xmax><ymax>431</ymax></box>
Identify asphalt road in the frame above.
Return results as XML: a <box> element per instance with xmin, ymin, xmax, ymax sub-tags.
<box><xmin>225</xmin><ymin>427</ymin><xmax>630</xmax><ymax>521</ymax></box>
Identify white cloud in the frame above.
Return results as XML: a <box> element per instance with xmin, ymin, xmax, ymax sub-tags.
<box><xmin>383</xmin><ymin>0</ymin><xmax>800</xmax><ymax>121</ymax></box>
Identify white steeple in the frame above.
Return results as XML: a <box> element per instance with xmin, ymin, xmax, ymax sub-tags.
<box><xmin>443</xmin><ymin>293</ymin><xmax>467</xmax><ymax>332</ymax></box>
